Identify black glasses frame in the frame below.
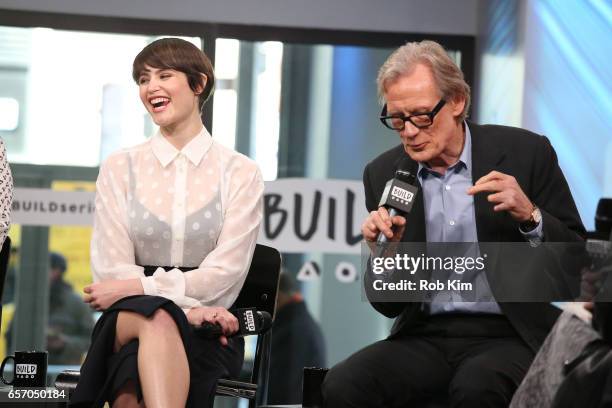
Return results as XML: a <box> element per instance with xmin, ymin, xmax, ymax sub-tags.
<box><xmin>379</xmin><ymin>99</ymin><xmax>447</xmax><ymax>130</ymax></box>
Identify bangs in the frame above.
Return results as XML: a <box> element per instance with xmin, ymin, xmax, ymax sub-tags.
<box><xmin>131</xmin><ymin>37</ymin><xmax>215</xmax><ymax>109</ymax></box>
<box><xmin>132</xmin><ymin>39</ymin><xmax>195</xmax><ymax>82</ymax></box>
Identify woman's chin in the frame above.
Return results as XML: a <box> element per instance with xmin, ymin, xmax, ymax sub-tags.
<box><xmin>151</xmin><ymin>116</ymin><xmax>173</xmax><ymax>128</ymax></box>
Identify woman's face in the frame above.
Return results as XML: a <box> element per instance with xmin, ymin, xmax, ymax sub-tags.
<box><xmin>137</xmin><ymin>65</ymin><xmax>202</xmax><ymax>129</ymax></box>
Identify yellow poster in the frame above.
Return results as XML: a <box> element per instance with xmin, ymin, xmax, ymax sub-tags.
<box><xmin>1</xmin><ymin>180</ymin><xmax>96</xmax><ymax>358</ymax></box>
<box><xmin>49</xmin><ymin>181</ymin><xmax>96</xmax><ymax>294</ymax></box>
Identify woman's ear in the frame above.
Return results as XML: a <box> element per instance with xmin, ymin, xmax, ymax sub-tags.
<box><xmin>195</xmin><ymin>74</ymin><xmax>208</xmax><ymax>95</ymax></box>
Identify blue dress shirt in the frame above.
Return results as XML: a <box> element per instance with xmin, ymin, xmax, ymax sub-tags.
<box><xmin>417</xmin><ymin>123</ymin><xmax>542</xmax><ymax>314</ymax></box>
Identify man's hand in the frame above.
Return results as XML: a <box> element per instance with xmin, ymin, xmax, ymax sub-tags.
<box><xmin>467</xmin><ymin>171</ymin><xmax>533</xmax><ymax>222</ymax></box>
<box><xmin>83</xmin><ymin>279</ymin><xmax>144</xmax><ymax>311</ymax></box>
<box><xmin>361</xmin><ymin>207</ymin><xmax>406</xmax><ymax>243</ymax></box>
<box><xmin>187</xmin><ymin>307</ymin><xmax>239</xmax><ymax>346</ymax></box>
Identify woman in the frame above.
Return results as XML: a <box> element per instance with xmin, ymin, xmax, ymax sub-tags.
<box><xmin>0</xmin><ymin>138</ymin><xmax>12</xmax><ymax>249</ymax></box>
<box><xmin>73</xmin><ymin>38</ymin><xmax>264</xmax><ymax>408</ymax></box>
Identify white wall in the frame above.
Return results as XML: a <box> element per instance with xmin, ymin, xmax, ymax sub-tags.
<box><xmin>0</xmin><ymin>0</ymin><xmax>478</xmax><ymax>35</ymax></box>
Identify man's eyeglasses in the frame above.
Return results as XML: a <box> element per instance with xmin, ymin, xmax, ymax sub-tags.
<box><xmin>379</xmin><ymin>99</ymin><xmax>446</xmax><ymax>131</ymax></box>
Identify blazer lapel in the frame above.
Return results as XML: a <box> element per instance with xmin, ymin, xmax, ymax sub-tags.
<box><xmin>397</xmin><ymin>121</ymin><xmax>506</xmax><ymax>244</ymax></box>
<box><xmin>469</xmin><ymin>122</ymin><xmax>505</xmax><ymax>242</ymax></box>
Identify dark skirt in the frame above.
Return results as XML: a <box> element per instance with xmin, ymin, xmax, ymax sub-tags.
<box><xmin>69</xmin><ymin>295</ymin><xmax>244</xmax><ymax>408</ymax></box>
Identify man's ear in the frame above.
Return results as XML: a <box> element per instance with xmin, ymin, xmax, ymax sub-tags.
<box><xmin>195</xmin><ymin>73</ymin><xmax>208</xmax><ymax>95</ymax></box>
<box><xmin>449</xmin><ymin>94</ymin><xmax>466</xmax><ymax>119</ymax></box>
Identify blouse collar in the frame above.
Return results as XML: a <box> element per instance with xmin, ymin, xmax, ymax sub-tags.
<box><xmin>151</xmin><ymin>127</ymin><xmax>213</xmax><ymax>167</ymax></box>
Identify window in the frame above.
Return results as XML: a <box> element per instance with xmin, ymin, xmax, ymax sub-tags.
<box><xmin>0</xmin><ymin>98</ymin><xmax>19</xmax><ymax>131</ymax></box>
<box><xmin>0</xmin><ymin>26</ymin><xmax>200</xmax><ymax>166</ymax></box>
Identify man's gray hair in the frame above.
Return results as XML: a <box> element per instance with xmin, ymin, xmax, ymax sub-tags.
<box><xmin>377</xmin><ymin>40</ymin><xmax>471</xmax><ymax>121</ymax></box>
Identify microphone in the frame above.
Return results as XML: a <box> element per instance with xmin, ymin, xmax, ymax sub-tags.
<box><xmin>376</xmin><ymin>161</ymin><xmax>419</xmax><ymax>244</ymax></box>
<box><xmin>193</xmin><ymin>308</ymin><xmax>272</xmax><ymax>338</ymax></box>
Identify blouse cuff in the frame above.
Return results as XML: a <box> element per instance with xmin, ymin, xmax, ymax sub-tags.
<box><xmin>140</xmin><ymin>275</ymin><xmax>159</xmax><ymax>296</ymax></box>
<box><xmin>140</xmin><ymin>268</ymin><xmax>201</xmax><ymax>309</ymax></box>
<box><xmin>141</xmin><ymin>267</ymin><xmax>177</xmax><ymax>296</ymax></box>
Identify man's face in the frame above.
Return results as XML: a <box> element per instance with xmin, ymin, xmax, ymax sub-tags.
<box><xmin>383</xmin><ymin>63</ymin><xmax>465</xmax><ymax>166</ymax></box>
<box><xmin>49</xmin><ymin>267</ymin><xmax>61</xmax><ymax>283</ymax></box>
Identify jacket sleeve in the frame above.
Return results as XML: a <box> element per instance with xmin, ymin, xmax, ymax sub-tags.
<box><xmin>363</xmin><ymin>162</ymin><xmax>414</xmax><ymax>318</ymax></box>
<box><xmin>532</xmin><ymin>136</ymin><xmax>585</xmax><ymax>242</ymax></box>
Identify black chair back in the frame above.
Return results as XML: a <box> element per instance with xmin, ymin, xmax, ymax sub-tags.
<box><xmin>232</xmin><ymin>244</ymin><xmax>281</xmax><ymax>320</ymax></box>
<box><xmin>0</xmin><ymin>236</ymin><xmax>11</xmax><ymax>304</ymax></box>
<box><xmin>228</xmin><ymin>243</ymin><xmax>282</xmax><ymax>407</ymax></box>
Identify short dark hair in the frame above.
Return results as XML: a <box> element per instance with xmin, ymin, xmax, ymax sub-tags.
<box><xmin>50</xmin><ymin>252</ymin><xmax>67</xmax><ymax>274</ymax></box>
<box><xmin>132</xmin><ymin>38</ymin><xmax>215</xmax><ymax>111</ymax></box>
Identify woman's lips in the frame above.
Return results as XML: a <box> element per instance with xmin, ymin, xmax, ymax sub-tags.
<box><xmin>152</xmin><ymin>101</ymin><xmax>170</xmax><ymax>113</ymax></box>
<box><xmin>149</xmin><ymin>97</ymin><xmax>171</xmax><ymax>113</ymax></box>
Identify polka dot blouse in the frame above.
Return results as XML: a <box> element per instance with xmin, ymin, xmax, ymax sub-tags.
<box><xmin>91</xmin><ymin>127</ymin><xmax>264</xmax><ymax>310</ymax></box>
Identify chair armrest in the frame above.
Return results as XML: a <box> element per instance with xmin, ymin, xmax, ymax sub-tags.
<box><xmin>216</xmin><ymin>379</ymin><xmax>257</xmax><ymax>399</ymax></box>
<box><xmin>54</xmin><ymin>369</ymin><xmax>80</xmax><ymax>396</ymax></box>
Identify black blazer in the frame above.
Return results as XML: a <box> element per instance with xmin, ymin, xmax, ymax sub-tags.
<box><xmin>363</xmin><ymin>121</ymin><xmax>586</xmax><ymax>352</ymax></box>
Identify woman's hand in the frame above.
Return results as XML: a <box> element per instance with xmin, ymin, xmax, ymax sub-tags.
<box><xmin>83</xmin><ymin>279</ymin><xmax>144</xmax><ymax>311</ymax></box>
<box><xmin>187</xmin><ymin>307</ymin><xmax>239</xmax><ymax>346</ymax></box>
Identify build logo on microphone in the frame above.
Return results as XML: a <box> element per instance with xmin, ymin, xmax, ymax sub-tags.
<box><xmin>16</xmin><ymin>363</ymin><xmax>37</xmax><ymax>378</ymax></box>
<box><xmin>244</xmin><ymin>310</ymin><xmax>256</xmax><ymax>332</ymax></box>
<box><xmin>391</xmin><ymin>186</ymin><xmax>414</xmax><ymax>204</ymax></box>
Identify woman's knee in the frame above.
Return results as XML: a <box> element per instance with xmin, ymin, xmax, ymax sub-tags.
<box><xmin>145</xmin><ymin>309</ymin><xmax>180</xmax><ymax>334</ymax></box>
<box><xmin>115</xmin><ymin>309</ymin><xmax>181</xmax><ymax>352</ymax></box>
<box><xmin>115</xmin><ymin>311</ymin><xmax>146</xmax><ymax>351</ymax></box>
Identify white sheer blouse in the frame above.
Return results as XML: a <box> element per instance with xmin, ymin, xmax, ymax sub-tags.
<box><xmin>91</xmin><ymin>127</ymin><xmax>264</xmax><ymax>311</ymax></box>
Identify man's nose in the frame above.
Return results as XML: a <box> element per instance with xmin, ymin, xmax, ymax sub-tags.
<box><xmin>399</xmin><ymin>121</ymin><xmax>420</xmax><ymax>139</ymax></box>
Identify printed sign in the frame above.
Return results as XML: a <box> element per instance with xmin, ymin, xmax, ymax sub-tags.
<box><xmin>13</xmin><ymin>178</ymin><xmax>367</xmax><ymax>254</ymax></box>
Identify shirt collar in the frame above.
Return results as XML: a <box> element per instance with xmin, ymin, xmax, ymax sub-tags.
<box><xmin>417</xmin><ymin>121</ymin><xmax>472</xmax><ymax>178</ymax></box>
<box><xmin>151</xmin><ymin>127</ymin><xmax>213</xmax><ymax>167</ymax></box>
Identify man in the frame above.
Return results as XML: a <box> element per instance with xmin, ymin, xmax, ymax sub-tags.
<box><xmin>46</xmin><ymin>252</ymin><xmax>95</xmax><ymax>364</ymax></box>
<box><xmin>7</xmin><ymin>253</ymin><xmax>95</xmax><ymax>365</ymax></box>
<box><xmin>322</xmin><ymin>40</ymin><xmax>585</xmax><ymax>407</ymax></box>
<box><xmin>268</xmin><ymin>272</ymin><xmax>326</xmax><ymax>404</ymax></box>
